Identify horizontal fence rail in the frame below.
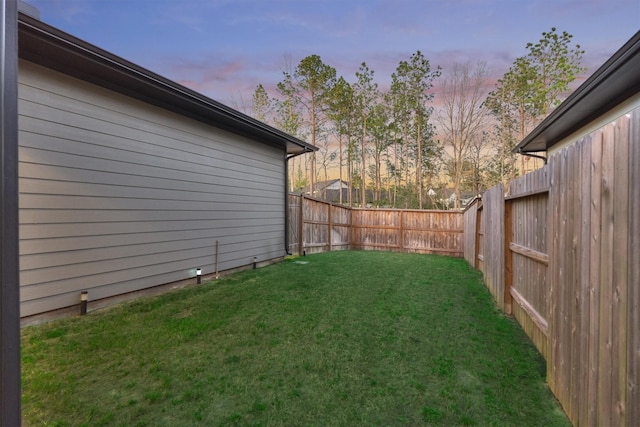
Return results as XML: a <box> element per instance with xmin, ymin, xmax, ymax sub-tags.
<box><xmin>288</xmin><ymin>195</ymin><xmax>463</xmax><ymax>257</ymax></box>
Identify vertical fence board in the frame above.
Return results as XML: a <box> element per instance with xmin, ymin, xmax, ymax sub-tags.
<box><xmin>504</xmin><ymin>200</ymin><xmax>513</xmax><ymax>314</ymax></box>
<box><xmin>328</xmin><ymin>201</ymin><xmax>332</xmax><ymax>251</ymax></box>
<box><xmin>288</xmin><ymin>194</ymin><xmax>301</xmax><ymax>254</ymax></box>
<box><xmin>612</xmin><ymin>116</ymin><xmax>630</xmax><ymax>424</ymax></box>
<box><xmin>481</xmin><ymin>185</ymin><xmax>504</xmax><ymax>309</ymax></box>
<box><xmin>547</xmin><ymin>150</ymin><xmax>560</xmax><ymax>395</ymax></box>
<box><xmin>298</xmin><ymin>195</ymin><xmax>304</xmax><ymax>255</ymax></box>
<box><xmin>577</xmin><ymin>135</ymin><xmax>592</xmax><ymax>427</ymax></box>
<box><xmin>598</xmin><ymin>123</ymin><xmax>615</xmax><ymax>426</ymax></box>
<box><xmin>557</xmin><ymin>148</ymin><xmax>570</xmax><ymax>412</ymax></box>
<box><xmin>476</xmin><ymin>205</ymin><xmax>483</xmax><ymax>271</ymax></box>
<box><xmin>566</xmin><ymin>143</ymin><xmax>577</xmax><ymax>420</ymax></box>
<box><xmin>399</xmin><ymin>211</ymin><xmax>405</xmax><ymax>251</ymax></box>
<box><xmin>463</xmin><ymin>199</ymin><xmax>479</xmax><ymax>266</ymax></box>
<box><xmin>588</xmin><ymin>130</ymin><xmax>603</xmax><ymax>426</ymax></box>
<box><xmin>628</xmin><ymin>108</ymin><xmax>640</xmax><ymax>427</ymax></box>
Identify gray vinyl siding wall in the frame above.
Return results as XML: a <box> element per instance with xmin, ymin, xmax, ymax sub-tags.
<box><xmin>18</xmin><ymin>60</ymin><xmax>286</xmax><ymax>317</ymax></box>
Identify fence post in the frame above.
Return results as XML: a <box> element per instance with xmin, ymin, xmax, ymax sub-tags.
<box><xmin>328</xmin><ymin>202</ymin><xmax>332</xmax><ymax>252</ymax></box>
<box><xmin>504</xmin><ymin>199</ymin><xmax>513</xmax><ymax>315</ymax></box>
<box><xmin>474</xmin><ymin>204</ymin><xmax>482</xmax><ymax>269</ymax></box>
<box><xmin>298</xmin><ymin>194</ymin><xmax>304</xmax><ymax>256</ymax></box>
<box><xmin>348</xmin><ymin>208</ymin><xmax>354</xmax><ymax>250</ymax></box>
<box><xmin>399</xmin><ymin>211</ymin><xmax>405</xmax><ymax>251</ymax></box>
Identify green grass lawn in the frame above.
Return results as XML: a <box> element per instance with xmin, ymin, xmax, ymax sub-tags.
<box><xmin>21</xmin><ymin>251</ymin><xmax>569</xmax><ymax>426</ymax></box>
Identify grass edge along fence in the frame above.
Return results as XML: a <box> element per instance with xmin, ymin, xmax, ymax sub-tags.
<box><xmin>464</xmin><ymin>109</ymin><xmax>640</xmax><ymax>427</ymax></box>
<box><xmin>288</xmin><ymin>194</ymin><xmax>464</xmax><ymax>257</ymax></box>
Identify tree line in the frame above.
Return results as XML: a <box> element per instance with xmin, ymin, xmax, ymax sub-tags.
<box><xmin>250</xmin><ymin>28</ymin><xmax>584</xmax><ymax>209</ymax></box>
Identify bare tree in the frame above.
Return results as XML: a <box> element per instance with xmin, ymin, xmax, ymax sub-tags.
<box><xmin>437</xmin><ymin>62</ymin><xmax>490</xmax><ymax>209</ymax></box>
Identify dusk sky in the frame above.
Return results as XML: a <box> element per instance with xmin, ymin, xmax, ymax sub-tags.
<box><xmin>26</xmin><ymin>0</ymin><xmax>639</xmax><ymax>109</ymax></box>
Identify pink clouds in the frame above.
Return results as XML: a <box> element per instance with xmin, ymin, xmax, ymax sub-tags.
<box><xmin>157</xmin><ymin>55</ymin><xmax>260</xmax><ymax>102</ymax></box>
<box><xmin>32</xmin><ymin>0</ymin><xmax>635</xmax><ymax>109</ymax></box>
<box><xmin>171</xmin><ymin>57</ymin><xmax>245</xmax><ymax>83</ymax></box>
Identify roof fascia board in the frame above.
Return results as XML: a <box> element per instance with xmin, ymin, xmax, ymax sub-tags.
<box><xmin>547</xmin><ymin>93</ymin><xmax>640</xmax><ymax>157</ymax></box>
<box><xmin>17</xmin><ymin>13</ymin><xmax>316</xmax><ymax>155</ymax></box>
<box><xmin>515</xmin><ymin>30</ymin><xmax>640</xmax><ymax>153</ymax></box>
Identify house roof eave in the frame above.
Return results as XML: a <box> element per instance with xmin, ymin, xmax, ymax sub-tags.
<box><xmin>17</xmin><ymin>13</ymin><xmax>317</xmax><ymax>156</ymax></box>
<box><xmin>514</xmin><ymin>30</ymin><xmax>640</xmax><ymax>154</ymax></box>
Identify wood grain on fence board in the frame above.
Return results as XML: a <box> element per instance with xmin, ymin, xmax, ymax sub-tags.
<box><xmin>567</xmin><ymin>143</ymin><xmax>579</xmax><ymax>420</ymax></box>
<box><xmin>628</xmin><ymin>109</ymin><xmax>640</xmax><ymax>426</ymax></box>
<box><xmin>612</xmin><ymin>116</ymin><xmax>629</xmax><ymax>424</ymax></box>
<box><xmin>547</xmin><ymin>149</ymin><xmax>559</xmax><ymax>395</ymax></box>
<box><xmin>504</xmin><ymin>199</ymin><xmax>513</xmax><ymax>314</ymax></box>
<box><xmin>475</xmin><ymin>204</ymin><xmax>483</xmax><ymax>271</ymax></box>
<box><xmin>561</xmin><ymin>143</ymin><xmax>573</xmax><ymax>419</ymax></box>
<box><xmin>577</xmin><ymin>136</ymin><xmax>592</xmax><ymax>427</ymax></box>
<box><xmin>288</xmin><ymin>194</ymin><xmax>301</xmax><ymax>253</ymax></box>
<box><xmin>587</xmin><ymin>130</ymin><xmax>603</xmax><ymax>426</ymax></box>
<box><xmin>598</xmin><ymin>123</ymin><xmax>615</xmax><ymax>426</ymax></box>
<box><xmin>462</xmin><ymin>199</ymin><xmax>478</xmax><ymax>266</ymax></box>
<box><xmin>480</xmin><ymin>185</ymin><xmax>504</xmax><ymax>309</ymax></box>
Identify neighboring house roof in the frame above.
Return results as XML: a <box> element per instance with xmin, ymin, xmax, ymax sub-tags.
<box><xmin>435</xmin><ymin>188</ymin><xmax>475</xmax><ymax>204</ymax></box>
<box><xmin>515</xmin><ymin>30</ymin><xmax>640</xmax><ymax>153</ymax></box>
<box><xmin>17</xmin><ymin>12</ymin><xmax>317</xmax><ymax>156</ymax></box>
<box><xmin>316</xmin><ymin>179</ymin><xmax>349</xmax><ymax>191</ymax></box>
<box><xmin>304</xmin><ymin>179</ymin><xmax>349</xmax><ymax>194</ymax></box>
<box><xmin>324</xmin><ymin>179</ymin><xmax>349</xmax><ymax>190</ymax></box>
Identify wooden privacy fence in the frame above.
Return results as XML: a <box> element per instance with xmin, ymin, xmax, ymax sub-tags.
<box><xmin>464</xmin><ymin>109</ymin><xmax>640</xmax><ymax>427</ymax></box>
<box><xmin>288</xmin><ymin>194</ymin><xmax>463</xmax><ymax>257</ymax></box>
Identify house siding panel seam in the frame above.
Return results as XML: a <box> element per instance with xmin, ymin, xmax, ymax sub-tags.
<box><xmin>18</xmin><ymin>60</ymin><xmax>285</xmax><ymax>317</ymax></box>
